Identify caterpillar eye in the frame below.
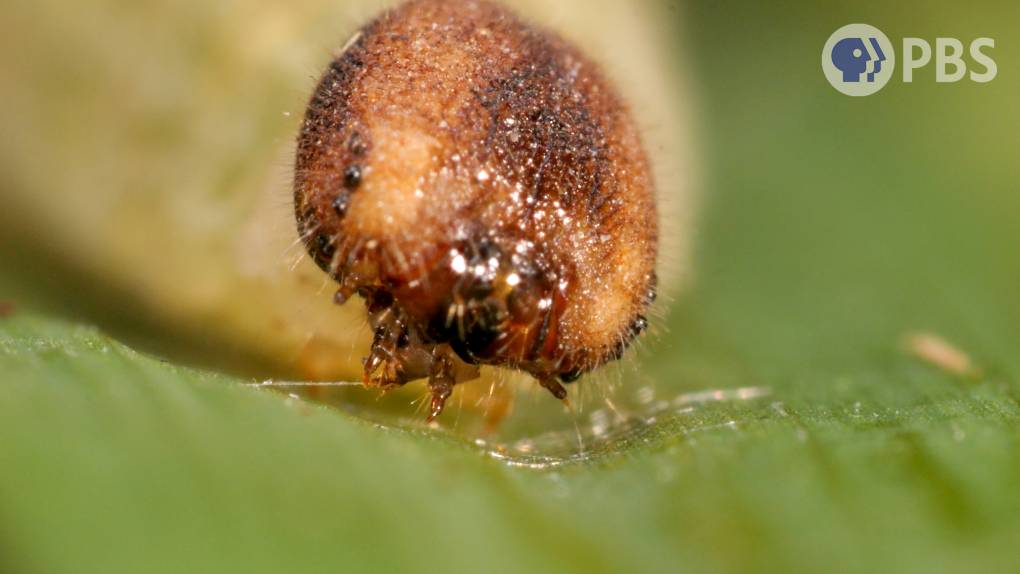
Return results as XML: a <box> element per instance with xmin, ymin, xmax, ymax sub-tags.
<box><xmin>559</xmin><ymin>369</ymin><xmax>584</xmax><ymax>384</ymax></box>
<box><xmin>342</xmin><ymin>165</ymin><xmax>362</xmax><ymax>190</ymax></box>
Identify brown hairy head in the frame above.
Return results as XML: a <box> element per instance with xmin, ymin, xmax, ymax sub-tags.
<box><xmin>294</xmin><ymin>0</ymin><xmax>658</xmax><ymax>419</ymax></box>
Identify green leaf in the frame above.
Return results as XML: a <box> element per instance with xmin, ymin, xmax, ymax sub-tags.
<box><xmin>4</xmin><ymin>300</ymin><xmax>1020</xmax><ymax>573</ymax></box>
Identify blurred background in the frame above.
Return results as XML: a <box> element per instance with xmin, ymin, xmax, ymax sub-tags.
<box><xmin>1</xmin><ymin>0</ymin><xmax>1019</xmax><ymax>571</ymax></box>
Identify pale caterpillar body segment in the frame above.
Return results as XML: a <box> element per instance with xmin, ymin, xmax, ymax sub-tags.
<box><xmin>295</xmin><ymin>0</ymin><xmax>661</xmax><ymax>419</ymax></box>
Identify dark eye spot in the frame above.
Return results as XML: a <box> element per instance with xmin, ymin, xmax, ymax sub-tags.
<box><xmin>630</xmin><ymin>315</ymin><xmax>649</xmax><ymax>337</ymax></box>
<box><xmin>316</xmin><ymin>234</ymin><xmax>336</xmax><ymax>259</ymax></box>
<box><xmin>559</xmin><ymin>369</ymin><xmax>584</xmax><ymax>384</ymax></box>
<box><xmin>645</xmin><ymin>289</ymin><xmax>658</xmax><ymax>304</ymax></box>
<box><xmin>333</xmin><ymin>190</ymin><xmax>351</xmax><ymax>217</ymax></box>
<box><xmin>644</xmin><ymin>273</ymin><xmax>659</xmax><ymax>304</ymax></box>
<box><xmin>349</xmin><ymin>132</ymin><xmax>367</xmax><ymax>156</ymax></box>
<box><xmin>344</xmin><ymin>165</ymin><xmax>362</xmax><ymax>189</ymax></box>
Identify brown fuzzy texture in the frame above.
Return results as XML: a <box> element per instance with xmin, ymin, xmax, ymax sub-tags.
<box><xmin>294</xmin><ymin>0</ymin><xmax>657</xmax><ymax>413</ymax></box>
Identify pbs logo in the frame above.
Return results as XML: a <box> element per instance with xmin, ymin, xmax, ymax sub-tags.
<box><xmin>823</xmin><ymin>23</ymin><xmax>998</xmax><ymax>96</ymax></box>
<box><xmin>822</xmin><ymin>24</ymin><xmax>895</xmax><ymax>96</ymax></box>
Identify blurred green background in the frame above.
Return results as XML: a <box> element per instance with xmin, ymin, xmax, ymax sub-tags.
<box><xmin>1</xmin><ymin>0</ymin><xmax>1019</xmax><ymax>573</ymax></box>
